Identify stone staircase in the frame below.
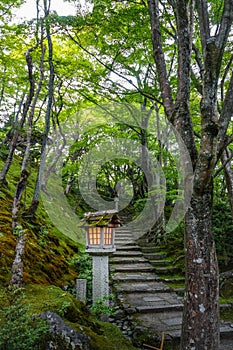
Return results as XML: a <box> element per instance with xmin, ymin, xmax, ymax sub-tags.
<box><xmin>110</xmin><ymin>228</ymin><xmax>184</xmax><ymax>347</ymax></box>
<box><xmin>141</xmin><ymin>246</ymin><xmax>185</xmax><ymax>296</ymax></box>
<box><xmin>109</xmin><ymin>228</ymin><xmax>233</xmax><ymax>348</ymax></box>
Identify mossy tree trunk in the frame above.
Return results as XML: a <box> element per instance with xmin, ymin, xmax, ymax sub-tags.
<box><xmin>10</xmin><ymin>170</ymin><xmax>29</xmax><ymax>287</ymax></box>
<box><xmin>10</xmin><ymin>48</ymin><xmax>35</xmax><ymax>287</ymax></box>
<box><xmin>0</xmin><ymin>97</ymin><xmax>26</xmax><ymax>186</ymax></box>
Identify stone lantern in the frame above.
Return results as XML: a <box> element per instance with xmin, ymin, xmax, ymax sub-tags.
<box><xmin>83</xmin><ymin>210</ymin><xmax>121</xmax><ymax>304</ymax></box>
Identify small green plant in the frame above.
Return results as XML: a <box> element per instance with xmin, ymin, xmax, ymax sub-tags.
<box><xmin>90</xmin><ymin>295</ymin><xmax>116</xmax><ymax>317</ymax></box>
<box><xmin>13</xmin><ymin>225</ymin><xmax>26</xmax><ymax>236</ymax></box>
<box><xmin>0</xmin><ymin>287</ymin><xmax>49</xmax><ymax>350</ymax></box>
<box><xmin>72</xmin><ymin>253</ymin><xmax>93</xmax><ymax>302</ymax></box>
<box><xmin>37</xmin><ymin>226</ymin><xmax>49</xmax><ymax>247</ymax></box>
<box><xmin>59</xmin><ymin>300</ymin><xmax>72</xmax><ymax>317</ymax></box>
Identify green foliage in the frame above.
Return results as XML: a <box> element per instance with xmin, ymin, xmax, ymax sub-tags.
<box><xmin>213</xmin><ymin>193</ymin><xmax>233</xmax><ymax>268</ymax></box>
<box><xmin>0</xmin><ymin>143</ymin><xmax>9</xmax><ymax>160</ymax></box>
<box><xmin>90</xmin><ymin>295</ymin><xmax>116</xmax><ymax>317</ymax></box>
<box><xmin>37</xmin><ymin>226</ymin><xmax>49</xmax><ymax>247</ymax></box>
<box><xmin>58</xmin><ymin>300</ymin><xmax>72</xmax><ymax>317</ymax></box>
<box><xmin>133</xmin><ymin>197</ymin><xmax>147</xmax><ymax>218</ymax></box>
<box><xmin>0</xmin><ymin>288</ymin><xmax>49</xmax><ymax>350</ymax></box>
<box><xmin>72</xmin><ymin>253</ymin><xmax>93</xmax><ymax>302</ymax></box>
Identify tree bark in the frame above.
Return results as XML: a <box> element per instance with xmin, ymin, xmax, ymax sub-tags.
<box><xmin>221</xmin><ymin>147</ymin><xmax>233</xmax><ymax>217</ymax></box>
<box><xmin>22</xmin><ymin>43</ymin><xmax>45</xmax><ymax>172</ymax></box>
<box><xmin>0</xmin><ymin>96</ymin><xmax>25</xmax><ymax>185</ymax></box>
<box><xmin>10</xmin><ymin>169</ymin><xmax>29</xmax><ymax>287</ymax></box>
<box><xmin>30</xmin><ymin>1</ymin><xmax>54</xmax><ymax>215</ymax></box>
<box><xmin>181</xmin><ymin>182</ymin><xmax>220</xmax><ymax>349</ymax></box>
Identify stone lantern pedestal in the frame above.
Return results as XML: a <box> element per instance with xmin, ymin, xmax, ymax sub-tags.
<box><xmin>92</xmin><ymin>254</ymin><xmax>110</xmax><ymax>303</ymax></box>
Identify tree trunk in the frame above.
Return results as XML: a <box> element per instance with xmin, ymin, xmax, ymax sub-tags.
<box><xmin>29</xmin><ymin>2</ymin><xmax>54</xmax><ymax>215</ymax></box>
<box><xmin>9</xmin><ymin>48</ymin><xmax>36</xmax><ymax>287</ymax></box>
<box><xmin>221</xmin><ymin>147</ymin><xmax>233</xmax><ymax>217</ymax></box>
<box><xmin>146</xmin><ymin>1</ymin><xmax>232</xmax><ymax>348</ymax></box>
<box><xmin>10</xmin><ymin>169</ymin><xmax>29</xmax><ymax>287</ymax></box>
<box><xmin>181</xmin><ymin>181</ymin><xmax>220</xmax><ymax>349</ymax></box>
<box><xmin>10</xmin><ymin>232</ymin><xmax>26</xmax><ymax>287</ymax></box>
<box><xmin>0</xmin><ymin>96</ymin><xmax>25</xmax><ymax>186</ymax></box>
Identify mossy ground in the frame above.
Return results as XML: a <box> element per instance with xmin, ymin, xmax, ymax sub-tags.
<box><xmin>0</xmin><ymin>284</ymin><xmax>138</xmax><ymax>350</ymax></box>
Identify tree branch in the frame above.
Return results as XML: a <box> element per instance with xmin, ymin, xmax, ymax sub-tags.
<box><xmin>214</xmin><ymin>150</ymin><xmax>233</xmax><ymax>178</ymax></box>
<box><xmin>218</xmin><ymin>71</ymin><xmax>233</xmax><ymax>156</ymax></box>
<box><xmin>147</xmin><ymin>0</ymin><xmax>174</xmax><ymax>118</ymax></box>
<box><xmin>195</xmin><ymin>0</ymin><xmax>210</xmax><ymax>57</ymax></box>
<box><xmin>66</xmin><ymin>31</ymin><xmax>160</xmax><ymax>104</ymax></box>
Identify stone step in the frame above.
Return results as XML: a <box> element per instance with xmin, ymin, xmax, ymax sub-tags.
<box><xmin>110</xmin><ymin>234</ymin><xmax>233</xmax><ymax>346</ymax></box>
<box><xmin>136</xmin><ymin>303</ymin><xmax>184</xmax><ymax>313</ymax></box>
<box><xmin>115</xmin><ymin>239</ymin><xmax>134</xmax><ymax>245</ymax></box>
<box><xmin>121</xmin><ymin>298</ymin><xmax>232</xmax><ymax>312</ymax></box>
<box><xmin>149</xmin><ymin>259</ymin><xmax>174</xmax><ymax>266</ymax></box>
<box><xmin>111</xmin><ymin>272</ymin><xmax>158</xmax><ymax>283</ymax></box>
<box><xmin>115</xmin><ymin>233</ymin><xmax>134</xmax><ymax>237</ymax></box>
<box><xmin>133</xmin><ymin>313</ymin><xmax>233</xmax><ymax>341</ymax></box>
<box><xmin>141</xmin><ymin>246</ymin><xmax>163</xmax><ymax>253</ymax></box>
<box><xmin>161</xmin><ymin>277</ymin><xmax>185</xmax><ymax>283</ymax></box>
<box><xmin>133</xmin><ymin>310</ymin><xmax>183</xmax><ymax>339</ymax></box>
<box><xmin>115</xmin><ymin>281</ymin><xmax>172</xmax><ymax>294</ymax></box>
<box><xmin>115</xmin><ymin>234</ymin><xmax>134</xmax><ymax>239</ymax></box>
<box><xmin>110</xmin><ymin>256</ymin><xmax>146</xmax><ymax>264</ymax></box>
<box><xmin>110</xmin><ymin>263</ymin><xmax>154</xmax><ymax>273</ymax></box>
<box><xmin>115</xmin><ymin>245</ymin><xmax>141</xmax><ymax>251</ymax></box>
<box><xmin>115</xmin><ymin>230</ymin><xmax>133</xmax><ymax>234</ymax></box>
<box><xmin>119</xmin><ymin>292</ymin><xmax>183</xmax><ymax>310</ymax></box>
<box><xmin>220</xmin><ymin>303</ymin><xmax>233</xmax><ymax>310</ymax></box>
<box><xmin>143</xmin><ymin>253</ymin><xmax>168</xmax><ymax>260</ymax></box>
<box><xmin>153</xmin><ymin>266</ymin><xmax>181</xmax><ymax>274</ymax></box>
<box><xmin>173</xmin><ymin>288</ymin><xmax>185</xmax><ymax>294</ymax></box>
<box><xmin>220</xmin><ymin>323</ymin><xmax>233</xmax><ymax>338</ymax></box>
<box><xmin>115</xmin><ymin>229</ymin><xmax>133</xmax><ymax>232</ymax></box>
<box><xmin>112</xmin><ymin>250</ymin><xmax>143</xmax><ymax>257</ymax></box>
<box><xmin>115</xmin><ymin>236</ymin><xmax>133</xmax><ymax>242</ymax></box>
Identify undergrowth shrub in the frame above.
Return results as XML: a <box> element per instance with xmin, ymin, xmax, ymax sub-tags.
<box><xmin>90</xmin><ymin>295</ymin><xmax>116</xmax><ymax>317</ymax></box>
<box><xmin>0</xmin><ymin>288</ymin><xmax>49</xmax><ymax>350</ymax></box>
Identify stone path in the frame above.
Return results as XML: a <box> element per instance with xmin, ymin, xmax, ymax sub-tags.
<box><xmin>110</xmin><ymin>228</ymin><xmax>233</xmax><ymax>348</ymax></box>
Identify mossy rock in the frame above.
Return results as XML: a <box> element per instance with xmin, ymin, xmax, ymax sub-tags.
<box><xmin>0</xmin><ymin>284</ymin><xmax>138</xmax><ymax>350</ymax></box>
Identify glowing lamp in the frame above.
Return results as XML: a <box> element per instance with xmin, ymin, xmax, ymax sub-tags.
<box><xmin>84</xmin><ymin>210</ymin><xmax>120</xmax><ymax>254</ymax></box>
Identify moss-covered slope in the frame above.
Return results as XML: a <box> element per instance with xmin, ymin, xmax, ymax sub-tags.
<box><xmin>0</xmin><ymin>157</ymin><xmax>81</xmax><ymax>287</ymax></box>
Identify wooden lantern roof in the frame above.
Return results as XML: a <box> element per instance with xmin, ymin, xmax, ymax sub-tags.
<box><xmin>80</xmin><ymin>210</ymin><xmax>121</xmax><ymax>228</ymax></box>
